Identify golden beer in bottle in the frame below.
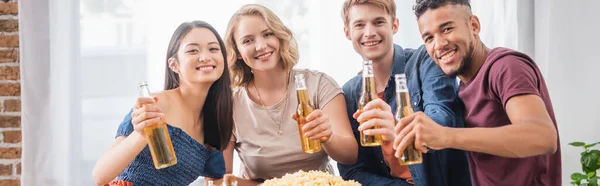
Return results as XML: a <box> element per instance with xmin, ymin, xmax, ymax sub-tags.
<box><xmin>394</xmin><ymin>74</ymin><xmax>422</xmax><ymax>165</ymax></box>
<box><xmin>138</xmin><ymin>81</ymin><xmax>177</xmax><ymax>169</ymax></box>
<box><xmin>295</xmin><ymin>74</ymin><xmax>323</xmax><ymax>153</ymax></box>
<box><xmin>358</xmin><ymin>60</ymin><xmax>383</xmax><ymax>146</ymax></box>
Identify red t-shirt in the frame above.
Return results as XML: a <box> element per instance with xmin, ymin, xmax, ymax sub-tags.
<box><xmin>458</xmin><ymin>47</ymin><xmax>562</xmax><ymax>186</ymax></box>
<box><xmin>376</xmin><ymin>92</ymin><xmax>413</xmax><ymax>184</ymax></box>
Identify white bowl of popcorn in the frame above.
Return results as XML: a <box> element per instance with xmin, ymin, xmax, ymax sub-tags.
<box><xmin>261</xmin><ymin>170</ymin><xmax>361</xmax><ymax>186</ymax></box>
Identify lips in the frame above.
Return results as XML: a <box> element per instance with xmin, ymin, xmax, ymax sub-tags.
<box><xmin>255</xmin><ymin>52</ymin><xmax>273</xmax><ymax>61</ymax></box>
<box><xmin>361</xmin><ymin>40</ymin><xmax>382</xmax><ymax>47</ymax></box>
<box><xmin>438</xmin><ymin>49</ymin><xmax>457</xmax><ymax>64</ymax></box>
<box><xmin>195</xmin><ymin>65</ymin><xmax>216</xmax><ymax>72</ymax></box>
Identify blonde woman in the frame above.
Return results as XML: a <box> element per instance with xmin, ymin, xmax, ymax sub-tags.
<box><xmin>218</xmin><ymin>4</ymin><xmax>358</xmax><ymax>185</ymax></box>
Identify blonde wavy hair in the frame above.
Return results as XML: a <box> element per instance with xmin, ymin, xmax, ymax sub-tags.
<box><xmin>225</xmin><ymin>4</ymin><xmax>299</xmax><ymax>87</ymax></box>
<box><xmin>341</xmin><ymin>0</ymin><xmax>397</xmax><ymax>28</ymax></box>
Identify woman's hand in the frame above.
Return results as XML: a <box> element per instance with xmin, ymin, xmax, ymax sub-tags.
<box><xmin>130</xmin><ymin>97</ymin><xmax>165</xmax><ymax>135</ymax></box>
<box><xmin>292</xmin><ymin>109</ymin><xmax>332</xmax><ymax>142</ymax></box>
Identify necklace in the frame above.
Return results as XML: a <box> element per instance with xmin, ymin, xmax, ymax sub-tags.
<box><xmin>252</xmin><ymin>71</ymin><xmax>291</xmax><ymax>135</ymax></box>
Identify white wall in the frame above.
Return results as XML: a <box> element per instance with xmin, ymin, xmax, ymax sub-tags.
<box><xmin>538</xmin><ymin>0</ymin><xmax>600</xmax><ymax>184</ymax></box>
<box><xmin>20</xmin><ymin>1</ymin><xmax>600</xmax><ymax>185</ymax></box>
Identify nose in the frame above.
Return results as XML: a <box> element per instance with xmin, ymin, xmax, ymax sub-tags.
<box><xmin>199</xmin><ymin>52</ymin><xmax>211</xmax><ymax>63</ymax></box>
<box><xmin>433</xmin><ymin>36</ymin><xmax>449</xmax><ymax>53</ymax></box>
<box><xmin>363</xmin><ymin>24</ymin><xmax>376</xmax><ymax>39</ymax></box>
<box><xmin>255</xmin><ymin>38</ymin><xmax>267</xmax><ymax>52</ymax></box>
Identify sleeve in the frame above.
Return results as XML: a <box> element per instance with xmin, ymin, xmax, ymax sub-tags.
<box><xmin>202</xmin><ymin>151</ymin><xmax>226</xmax><ymax>179</ymax></box>
<box><xmin>488</xmin><ymin>56</ymin><xmax>541</xmax><ymax>108</ymax></box>
<box><xmin>115</xmin><ymin>109</ymin><xmax>135</xmax><ymax>138</ymax></box>
<box><xmin>336</xmin><ymin>81</ymin><xmax>412</xmax><ymax>186</ymax></box>
<box><xmin>314</xmin><ymin>72</ymin><xmax>343</xmax><ymax>110</ymax></box>
<box><xmin>415</xmin><ymin>48</ymin><xmax>462</xmax><ymax>128</ymax></box>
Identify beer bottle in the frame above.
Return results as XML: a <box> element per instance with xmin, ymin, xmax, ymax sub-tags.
<box><xmin>138</xmin><ymin>81</ymin><xmax>177</xmax><ymax>169</ymax></box>
<box><xmin>394</xmin><ymin>74</ymin><xmax>422</xmax><ymax>165</ymax></box>
<box><xmin>295</xmin><ymin>74</ymin><xmax>323</xmax><ymax>153</ymax></box>
<box><xmin>358</xmin><ymin>60</ymin><xmax>383</xmax><ymax>146</ymax></box>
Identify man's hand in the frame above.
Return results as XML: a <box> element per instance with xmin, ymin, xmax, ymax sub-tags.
<box><xmin>356</xmin><ymin>99</ymin><xmax>396</xmax><ymax>141</ymax></box>
<box><xmin>393</xmin><ymin>111</ymin><xmax>451</xmax><ymax>157</ymax></box>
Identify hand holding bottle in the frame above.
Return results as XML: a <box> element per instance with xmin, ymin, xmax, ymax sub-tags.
<box><xmin>292</xmin><ymin>109</ymin><xmax>332</xmax><ymax>142</ymax></box>
<box><xmin>355</xmin><ymin>98</ymin><xmax>396</xmax><ymax>142</ymax></box>
<box><xmin>394</xmin><ymin>111</ymin><xmax>449</xmax><ymax>157</ymax></box>
<box><xmin>131</xmin><ymin>96</ymin><xmax>165</xmax><ymax>135</ymax></box>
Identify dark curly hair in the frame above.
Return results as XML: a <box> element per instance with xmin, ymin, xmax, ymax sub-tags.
<box><xmin>413</xmin><ymin>0</ymin><xmax>471</xmax><ymax>19</ymax></box>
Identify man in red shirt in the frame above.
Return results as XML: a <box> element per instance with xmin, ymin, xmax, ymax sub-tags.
<box><xmin>393</xmin><ymin>0</ymin><xmax>562</xmax><ymax>185</ymax></box>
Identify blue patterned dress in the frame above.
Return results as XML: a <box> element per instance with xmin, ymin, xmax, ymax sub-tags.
<box><xmin>113</xmin><ymin>110</ymin><xmax>225</xmax><ymax>186</ymax></box>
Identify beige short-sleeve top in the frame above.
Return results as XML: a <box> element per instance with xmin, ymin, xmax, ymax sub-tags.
<box><xmin>232</xmin><ymin>69</ymin><xmax>343</xmax><ymax>180</ymax></box>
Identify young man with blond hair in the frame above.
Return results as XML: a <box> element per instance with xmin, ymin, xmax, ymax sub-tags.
<box><xmin>337</xmin><ymin>0</ymin><xmax>471</xmax><ymax>185</ymax></box>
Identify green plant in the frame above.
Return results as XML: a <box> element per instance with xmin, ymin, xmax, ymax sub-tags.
<box><xmin>570</xmin><ymin>141</ymin><xmax>600</xmax><ymax>186</ymax></box>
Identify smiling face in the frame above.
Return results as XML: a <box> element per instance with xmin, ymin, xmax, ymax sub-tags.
<box><xmin>417</xmin><ymin>4</ymin><xmax>479</xmax><ymax>77</ymax></box>
<box><xmin>233</xmin><ymin>15</ymin><xmax>282</xmax><ymax>73</ymax></box>
<box><xmin>344</xmin><ymin>3</ymin><xmax>398</xmax><ymax>61</ymax></box>
<box><xmin>169</xmin><ymin>27</ymin><xmax>225</xmax><ymax>85</ymax></box>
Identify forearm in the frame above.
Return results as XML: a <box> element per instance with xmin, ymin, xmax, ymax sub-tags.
<box><xmin>92</xmin><ymin>132</ymin><xmax>147</xmax><ymax>185</ymax></box>
<box><xmin>447</xmin><ymin>122</ymin><xmax>557</xmax><ymax>158</ymax></box>
<box><xmin>322</xmin><ymin>132</ymin><xmax>358</xmax><ymax>164</ymax></box>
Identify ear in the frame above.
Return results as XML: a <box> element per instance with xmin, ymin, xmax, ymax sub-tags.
<box><xmin>344</xmin><ymin>27</ymin><xmax>351</xmax><ymax>40</ymax></box>
<box><xmin>470</xmin><ymin>15</ymin><xmax>481</xmax><ymax>36</ymax></box>
<box><xmin>392</xmin><ymin>17</ymin><xmax>400</xmax><ymax>34</ymax></box>
<box><xmin>168</xmin><ymin>58</ymin><xmax>179</xmax><ymax>73</ymax></box>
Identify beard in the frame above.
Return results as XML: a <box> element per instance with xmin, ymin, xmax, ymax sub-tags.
<box><xmin>447</xmin><ymin>41</ymin><xmax>474</xmax><ymax>78</ymax></box>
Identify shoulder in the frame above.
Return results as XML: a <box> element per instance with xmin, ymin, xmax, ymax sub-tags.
<box><xmin>403</xmin><ymin>45</ymin><xmax>435</xmax><ymax>71</ymax></box>
<box><xmin>294</xmin><ymin>69</ymin><xmax>335</xmax><ymax>82</ymax></box>
<box><xmin>342</xmin><ymin>74</ymin><xmax>361</xmax><ymax>98</ymax></box>
<box><xmin>487</xmin><ymin>47</ymin><xmax>537</xmax><ymax>75</ymax></box>
<box><xmin>153</xmin><ymin>90</ymin><xmax>175</xmax><ymax>113</ymax></box>
<box><xmin>294</xmin><ymin>69</ymin><xmax>341</xmax><ymax>88</ymax></box>
<box><xmin>231</xmin><ymin>85</ymin><xmax>247</xmax><ymax>101</ymax></box>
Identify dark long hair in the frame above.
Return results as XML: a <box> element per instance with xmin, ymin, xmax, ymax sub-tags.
<box><xmin>164</xmin><ymin>21</ymin><xmax>233</xmax><ymax>151</ymax></box>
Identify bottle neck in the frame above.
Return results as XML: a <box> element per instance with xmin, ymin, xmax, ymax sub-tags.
<box><xmin>138</xmin><ymin>83</ymin><xmax>152</xmax><ymax>98</ymax></box>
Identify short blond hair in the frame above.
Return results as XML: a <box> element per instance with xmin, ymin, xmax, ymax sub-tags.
<box><xmin>225</xmin><ymin>4</ymin><xmax>299</xmax><ymax>87</ymax></box>
<box><xmin>341</xmin><ymin>0</ymin><xmax>397</xmax><ymax>28</ymax></box>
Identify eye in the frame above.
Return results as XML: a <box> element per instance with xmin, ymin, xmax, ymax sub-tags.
<box><xmin>442</xmin><ymin>27</ymin><xmax>453</xmax><ymax>33</ymax></box>
<box><xmin>242</xmin><ymin>38</ymin><xmax>253</xmax><ymax>44</ymax></box>
<box><xmin>424</xmin><ymin>36</ymin><xmax>433</xmax><ymax>43</ymax></box>
<box><xmin>264</xmin><ymin>32</ymin><xmax>275</xmax><ymax>37</ymax></box>
<box><xmin>209</xmin><ymin>47</ymin><xmax>220</xmax><ymax>52</ymax></box>
<box><xmin>354</xmin><ymin>23</ymin><xmax>364</xmax><ymax>28</ymax></box>
<box><xmin>186</xmin><ymin>49</ymin><xmax>198</xmax><ymax>53</ymax></box>
<box><xmin>376</xmin><ymin>20</ymin><xmax>385</xmax><ymax>25</ymax></box>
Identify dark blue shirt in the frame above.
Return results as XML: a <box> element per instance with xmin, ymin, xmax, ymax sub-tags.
<box><xmin>338</xmin><ymin>44</ymin><xmax>471</xmax><ymax>186</ymax></box>
<box><xmin>114</xmin><ymin>110</ymin><xmax>225</xmax><ymax>186</ymax></box>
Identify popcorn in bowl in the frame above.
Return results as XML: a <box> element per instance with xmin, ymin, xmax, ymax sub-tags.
<box><xmin>261</xmin><ymin>170</ymin><xmax>361</xmax><ymax>186</ymax></box>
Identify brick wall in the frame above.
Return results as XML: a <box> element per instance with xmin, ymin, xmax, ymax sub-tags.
<box><xmin>0</xmin><ymin>0</ymin><xmax>21</xmax><ymax>185</ymax></box>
